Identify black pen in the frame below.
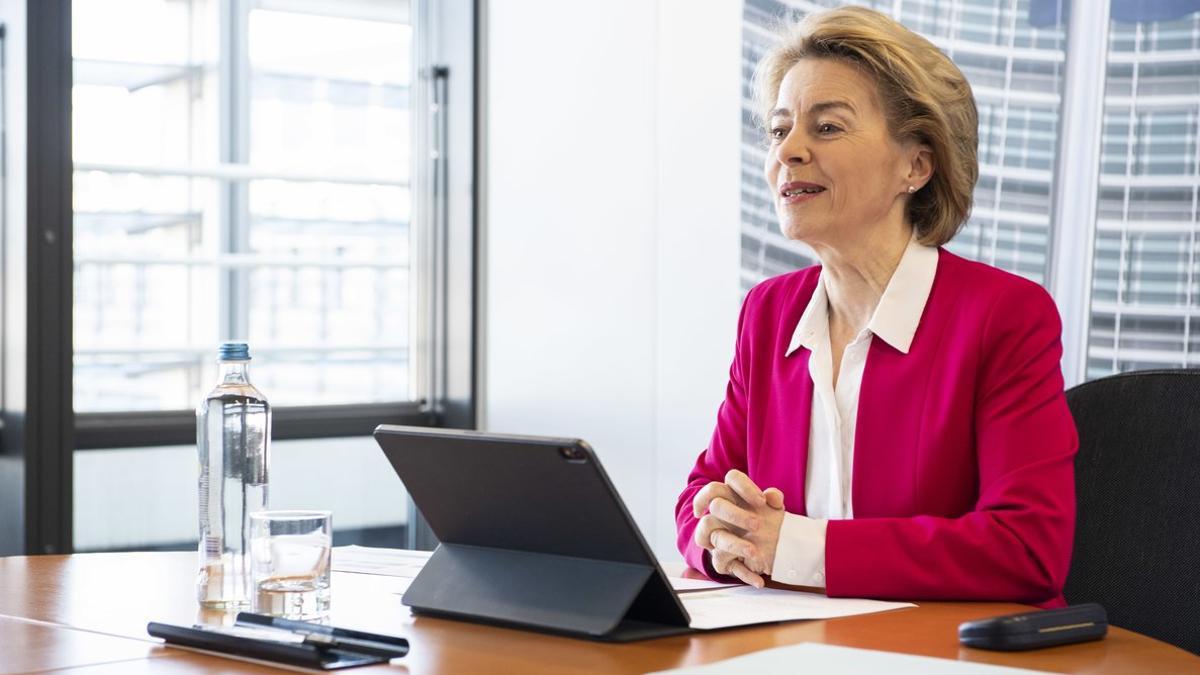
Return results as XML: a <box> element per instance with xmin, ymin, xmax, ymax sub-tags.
<box><xmin>298</xmin><ymin>631</ymin><xmax>409</xmax><ymax>658</ymax></box>
<box><xmin>235</xmin><ymin>612</ymin><xmax>410</xmax><ymax>659</ymax></box>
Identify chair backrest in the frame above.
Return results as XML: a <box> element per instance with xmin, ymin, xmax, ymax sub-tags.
<box><xmin>1064</xmin><ymin>369</ymin><xmax>1200</xmax><ymax>655</ymax></box>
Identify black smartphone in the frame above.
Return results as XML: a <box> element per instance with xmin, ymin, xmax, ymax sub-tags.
<box><xmin>959</xmin><ymin>603</ymin><xmax>1108</xmax><ymax>651</ymax></box>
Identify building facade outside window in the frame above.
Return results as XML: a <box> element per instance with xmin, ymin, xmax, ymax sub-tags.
<box><xmin>740</xmin><ymin>0</ymin><xmax>1200</xmax><ymax>385</ymax></box>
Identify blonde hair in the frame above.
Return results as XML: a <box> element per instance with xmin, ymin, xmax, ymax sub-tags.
<box><xmin>752</xmin><ymin>6</ymin><xmax>978</xmax><ymax>246</ymax></box>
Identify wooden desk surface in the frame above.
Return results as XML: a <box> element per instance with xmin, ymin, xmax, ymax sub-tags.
<box><xmin>1</xmin><ymin>552</ymin><xmax>1196</xmax><ymax>674</ymax></box>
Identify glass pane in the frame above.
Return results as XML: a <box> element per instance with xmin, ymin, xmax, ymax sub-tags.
<box><xmin>72</xmin><ymin>0</ymin><xmax>219</xmax><ymax>167</ymax></box>
<box><xmin>72</xmin><ymin>0</ymin><xmax>414</xmax><ymax>410</ymax></box>
<box><xmin>245</xmin><ymin>178</ymin><xmax>411</xmax><ymax>404</ymax></box>
<box><xmin>247</xmin><ymin>7</ymin><xmax>411</xmax><ymax>176</ymax></box>
<box><xmin>1086</xmin><ymin>6</ymin><xmax>1200</xmax><ymax>377</ymax></box>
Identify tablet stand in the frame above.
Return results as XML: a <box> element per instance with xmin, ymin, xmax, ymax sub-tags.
<box><xmin>402</xmin><ymin>544</ymin><xmax>692</xmax><ymax>642</ymax></box>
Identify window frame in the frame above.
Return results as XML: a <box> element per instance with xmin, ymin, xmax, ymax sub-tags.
<box><xmin>3</xmin><ymin>0</ymin><xmax>479</xmax><ymax>555</ymax></box>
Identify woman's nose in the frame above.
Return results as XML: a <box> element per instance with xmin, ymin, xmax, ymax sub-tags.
<box><xmin>776</xmin><ymin>130</ymin><xmax>811</xmax><ymax>166</ymax></box>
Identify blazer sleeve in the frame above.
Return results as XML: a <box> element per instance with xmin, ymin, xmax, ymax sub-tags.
<box><xmin>824</xmin><ymin>281</ymin><xmax>1078</xmax><ymax>605</ymax></box>
<box><xmin>675</xmin><ymin>288</ymin><xmax>755</xmax><ymax>581</ymax></box>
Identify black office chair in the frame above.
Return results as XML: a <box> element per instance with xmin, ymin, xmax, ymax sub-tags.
<box><xmin>1063</xmin><ymin>369</ymin><xmax>1200</xmax><ymax>655</ymax></box>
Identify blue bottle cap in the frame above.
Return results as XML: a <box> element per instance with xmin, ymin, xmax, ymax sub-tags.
<box><xmin>218</xmin><ymin>342</ymin><xmax>251</xmax><ymax>361</ymax></box>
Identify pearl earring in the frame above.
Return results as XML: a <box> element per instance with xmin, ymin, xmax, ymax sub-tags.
<box><xmin>907</xmin><ymin>185</ymin><xmax>917</xmax><ymax>194</ymax></box>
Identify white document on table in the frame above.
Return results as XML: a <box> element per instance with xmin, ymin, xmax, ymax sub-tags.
<box><xmin>333</xmin><ymin>547</ymin><xmax>735</xmax><ymax>594</ymax></box>
<box><xmin>681</xmin><ymin>586</ymin><xmax>914</xmax><ymax>630</ymax></box>
<box><xmin>647</xmin><ymin>643</ymin><xmax>1051</xmax><ymax>674</ymax></box>
<box><xmin>332</xmin><ymin>547</ymin><xmax>905</xmax><ymax>628</ymax></box>
<box><xmin>331</xmin><ymin>545</ymin><xmax>432</xmax><ymax>578</ymax></box>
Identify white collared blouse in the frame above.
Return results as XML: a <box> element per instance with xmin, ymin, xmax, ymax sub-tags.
<box><xmin>771</xmin><ymin>237</ymin><xmax>939</xmax><ymax>588</ymax></box>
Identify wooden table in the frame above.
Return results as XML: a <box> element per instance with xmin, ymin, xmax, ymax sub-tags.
<box><xmin>1</xmin><ymin>552</ymin><xmax>1196</xmax><ymax>674</ymax></box>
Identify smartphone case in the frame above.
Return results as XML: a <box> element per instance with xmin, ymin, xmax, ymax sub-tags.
<box><xmin>958</xmin><ymin>603</ymin><xmax>1108</xmax><ymax>651</ymax></box>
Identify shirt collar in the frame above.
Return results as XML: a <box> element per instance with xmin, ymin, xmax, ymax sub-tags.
<box><xmin>786</xmin><ymin>237</ymin><xmax>938</xmax><ymax>357</ymax></box>
<box><xmin>786</xmin><ymin>271</ymin><xmax>830</xmax><ymax>357</ymax></box>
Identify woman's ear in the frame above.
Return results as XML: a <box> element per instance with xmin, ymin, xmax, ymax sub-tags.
<box><xmin>906</xmin><ymin>143</ymin><xmax>935</xmax><ymax>190</ymax></box>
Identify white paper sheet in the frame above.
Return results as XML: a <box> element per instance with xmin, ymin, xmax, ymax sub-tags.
<box><xmin>331</xmin><ymin>545</ymin><xmax>432</xmax><ymax>578</ymax></box>
<box><xmin>680</xmin><ymin>586</ymin><xmax>914</xmax><ymax>630</ymax></box>
<box><xmin>331</xmin><ymin>547</ymin><xmax>899</xmax><ymax>627</ymax></box>
<box><xmin>648</xmin><ymin>643</ymin><xmax>1051</xmax><ymax>674</ymax></box>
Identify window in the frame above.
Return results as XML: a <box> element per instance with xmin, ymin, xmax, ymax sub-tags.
<box><xmin>73</xmin><ymin>0</ymin><xmax>412</xmax><ymax>411</ymax></box>
<box><xmin>1086</xmin><ymin>11</ymin><xmax>1200</xmax><ymax>377</ymax></box>
<box><xmin>65</xmin><ymin>0</ymin><xmax>475</xmax><ymax>552</ymax></box>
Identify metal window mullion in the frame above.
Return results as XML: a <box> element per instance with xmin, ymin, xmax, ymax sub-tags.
<box><xmin>73</xmin><ymin>161</ymin><xmax>408</xmax><ymax>186</ymax></box>
<box><xmin>404</xmin><ymin>0</ymin><xmax>478</xmax><ymax>552</ymax></box>
<box><xmin>1185</xmin><ymin>107</ymin><xmax>1200</xmax><ymax>364</ymax></box>
<box><xmin>987</xmin><ymin>0</ymin><xmax>1021</xmax><ymax>269</ymax></box>
<box><xmin>219</xmin><ymin>0</ymin><xmax>251</xmax><ymax>343</ymax></box>
<box><xmin>411</xmin><ymin>0</ymin><xmax>432</xmax><ymax>411</ymax></box>
<box><xmin>231</xmin><ymin>0</ymin><xmax>253</xmax><ymax>343</ymax></box>
<box><xmin>1114</xmin><ymin>24</ymin><xmax>1144</xmax><ymax>373</ymax></box>
<box><xmin>75</xmin><ymin>254</ymin><xmax>408</xmax><ymax>270</ymax></box>
<box><xmin>407</xmin><ymin>0</ymin><xmax>439</xmax><ymax>553</ymax></box>
<box><xmin>187</xmin><ymin>0</ymin><xmax>201</xmax><ymax>402</ymax></box>
<box><xmin>945</xmin><ymin>0</ymin><xmax>955</xmax><ymax>44</ymax></box>
<box><xmin>76</xmin><ymin>344</ymin><xmax>410</xmax><ymax>355</ymax></box>
<box><xmin>945</xmin><ymin>0</ymin><xmax>959</xmax><ymax>73</ymax></box>
<box><xmin>429</xmin><ymin>67</ymin><xmax>449</xmax><ymax>420</ymax></box>
<box><xmin>75</xmin><ymin>402</ymin><xmax>436</xmax><ymax>450</ymax></box>
<box><xmin>21</xmin><ymin>0</ymin><xmax>74</xmax><ymax>555</ymax></box>
<box><xmin>1048</xmin><ymin>0</ymin><xmax>1112</xmax><ymax>386</ymax></box>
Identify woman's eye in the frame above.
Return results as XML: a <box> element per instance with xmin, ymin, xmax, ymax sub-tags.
<box><xmin>817</xmin><ymin>123</ymin><xmax>841</xmax><ymax>135</ymax></box>
<box><xmin>769</xmin><ymin>127</ymin><xmax>788</xmax><ymax>142</ymax></box>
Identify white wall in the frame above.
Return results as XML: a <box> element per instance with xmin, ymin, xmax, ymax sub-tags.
<box><xmin>484</xmin><ymin>0</ymin><xmax>743</xmax><ymax>559</ymax></box>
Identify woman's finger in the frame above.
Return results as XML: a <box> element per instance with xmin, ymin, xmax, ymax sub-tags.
<box><xmin>692</xmin><ymin>481</ymin><xmax>738</xmax><ymax>518</ymax></box>
<box><xmin>763</xmin><ymin>487</ymin><xmax>786</xmax><ymax>510</ymax></box>
<box><xmin>711</xmin><ymin>549</ymin><xmax>736</xmax><ymax>575</ymax></box>
<box><xmin>709</xmin><ymin>497</ymin><xmax>760</xmax><ymax>531</ymax></box>
<box><xmin>724</xmin><ymin>469</ymin><xmax>766</xmax><ymax>508</ymax></box>
<box><xmin>694</xmin><ymin>514</ymin><xmax>732</xmax><ymax>550</ymax></box>
<box><xmin>725</xmin><ymin>557</ymin><xmax>766</xmax><ymax>589</ymax></box>
<box><xmin>710</xmin><ymin>528</ymin><xmax>757</xmax><ymax>560</ymax></box>
<box><xmin>739</xmin><ymin>550</ymin><xmax>764</xmax><ymax>574</ymax></box>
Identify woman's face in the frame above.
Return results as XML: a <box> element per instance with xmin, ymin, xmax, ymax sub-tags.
<box><xmin>764</xmin><ymin>58</ymin><xmax>925</xmax><ymax>247</ymax></box>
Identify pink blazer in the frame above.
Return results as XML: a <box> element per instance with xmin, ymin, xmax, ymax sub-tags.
<box><xmin>676</xmin><ymin>249</ymin><xmax>1078</xmax><ymax>607</ymax></box>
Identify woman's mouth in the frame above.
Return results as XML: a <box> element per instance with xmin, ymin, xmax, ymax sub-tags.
<box><xmin>779</xmin><ymin>182</ymin><xmax>826</xmax><ymax>205</ymax></box>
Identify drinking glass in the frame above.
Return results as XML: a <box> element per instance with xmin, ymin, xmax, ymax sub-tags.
<box><xmin>249</xmin><ymin>510</ymin><xmax>332</xmax><ymax>620</ymax></box>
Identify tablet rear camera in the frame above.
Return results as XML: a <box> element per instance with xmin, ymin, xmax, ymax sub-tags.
<box><xmin>559</xmin><ymin>447</ymin><xmax>586</xmax><ymax>462</ymax></box>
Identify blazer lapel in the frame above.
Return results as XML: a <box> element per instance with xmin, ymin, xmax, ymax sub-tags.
<box><xmin>761</xmin><ymin>347</ymin><xmax>814</xmax><ymax>516</ymax></box>
<box><xmin>853</xmin><ymin>340</ymin><xmax>928</xmax><ymax>517</ymax></box>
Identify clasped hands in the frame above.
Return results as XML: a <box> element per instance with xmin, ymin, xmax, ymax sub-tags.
<box><xmin>692</xmin><ymin>469</ymin><xmax>786</xmax><ymax>588</ymax></box>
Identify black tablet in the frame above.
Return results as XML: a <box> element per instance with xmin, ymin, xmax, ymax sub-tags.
<box><xmin>374</xmin><ymin>425</ymin><xmax>691</xmax><ymax>642</ymax></box>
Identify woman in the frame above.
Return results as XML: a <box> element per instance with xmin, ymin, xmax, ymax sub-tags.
<box><xmin>675</xmin><ymin>6</ymin><xmax>1077</xmax><ymax>607</ymax></box>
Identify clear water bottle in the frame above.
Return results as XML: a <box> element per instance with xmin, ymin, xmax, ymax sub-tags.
<box><xmin>196</xmin><ymin>342</ymin><xmax>271</xmax><ymax>608</ymax></box>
